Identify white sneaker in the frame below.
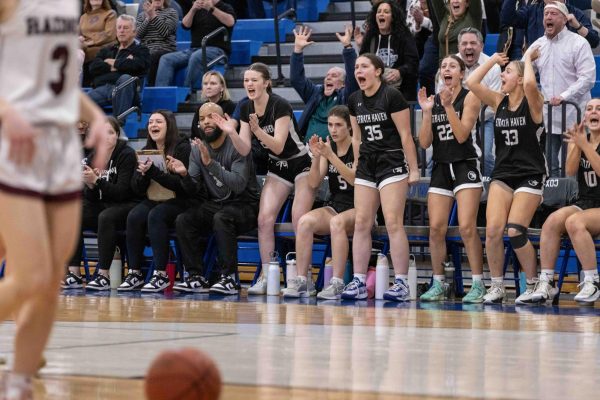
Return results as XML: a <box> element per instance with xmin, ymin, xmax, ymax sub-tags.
<box><xmin>574</xmin><ymin>276</ymin><xmax>600</xmax><ymax>304</ymax></box>
<box><xmin>281</xmin><ymin>276</ymin><xmax>308</xmax><ymax>298</ymax></box>
<box><xmin>530</xmin><ymin>274</ymin><xmax>558</xmax><ymax>304</ymax></box>
<box><xmin>317</xmin><ymin>278</ymin><xmax>345</xmax><ymax>300</ymax></box>
<box><xmin>483</xmin><ymin>281</ymin><xmax>506</xmax><ymax>304</ymax></box>
<box><xmin>247</xmin><ymin>276</ymin><xmax>267</xmax><ymax>295</ymax></box>
<box><xmin>515</xmin><ymin>282</ymin><xmax>537</xmax><ymax>305</ymax></box>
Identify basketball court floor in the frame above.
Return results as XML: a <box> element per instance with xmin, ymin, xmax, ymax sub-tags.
<box><xmin>1</xmin><ymin>291</ymin><xmax>599</xmax><ymax>399</ymax></box>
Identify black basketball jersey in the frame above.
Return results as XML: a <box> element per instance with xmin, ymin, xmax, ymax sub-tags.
<box><xmin>577</xmin><ymin>140</ymin><xmax>600</xmax><ymax>200</ymax></box>
<box><xmin>327</xmin><ymin>141</ymin><xmax>355</xmax><ymax>206</ymax></box>
<box><xmin>430</xmin><ymin>88</ymin><xmax>481</xmax><ymax>163</ymax></box>
<box><xmin>492</xmin><ymin>96</ymin><xmax>547</xmax><ymax>179</ymax></box>
<box><xmin>240</xmin><ymin>93</ymin><xmax>305</xmax><ymax>160</ymax></box>
<box><xmin>348</xmin><ymin>84</ymin><xmax>409</xmax><ymax>154</ymax></box>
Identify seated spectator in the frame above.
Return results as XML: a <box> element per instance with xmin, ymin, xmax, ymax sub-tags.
<box><xmin>190</xmin><ymin>71</ymin><xmax>237</xmax><ymax>139</ymax></box>
<box><xmin>136</xmin><ymin>0</ymin><xmax>179</xmax><ymax>86</ymax></box>
<box><xmin>355</xmin><ymin>0</ymin><xmax>419</xmax><ymax>101</ymax></box>
<box><xmin>170</xmin><ymin>103</ymin><xmax>260</xmax><ymax>294</ymax></box>
<box><xmin>88</xmin><ymin>15</ymin><xmax>150</xmax><ymax>118</ymax></box>
<box><xmin>501</xmin><ymin>0</ymin><xmax>599</xmax><ymax>49</ymax></box>
<box><xmin>282</xmin><ymin>106</ymin><xmax>357</xmax><ymax>300</ymax></box>
<box><xmin>61</xmin><ymin>117</ymin><xmax>140</xmax><ymax>290</ymax></box>
<box><xmin>291</xmin><ymin>25</ymin><xmax>359</xmax><ymax>142</ymax></box>
<box><xmin>118</xmin><ymin>110</ymin><xmax>192</xmax><ymax>292</ymax></box>
<box><xmin>431</xmin><ymin>0</ymin><xmax>482</xmax><ymax>61</ymax></box>
<box><xmin>436</xmin><ymin>27</ymin><xmax>501</xmax><ymax>177</ymax></box>
<box><xmin>155</xmin><ymin>0</ymin><xmax>235</xmax><ymax>97</ymax></box>
<box><xmin>526</xmin><ymin>99</ymin><xmax>600</xmax><ymax>305</ymax></box>
<box><xmin>80</xmin><ymin>0</ymin><xmax>117</xmax><ymax>85</ymax></box>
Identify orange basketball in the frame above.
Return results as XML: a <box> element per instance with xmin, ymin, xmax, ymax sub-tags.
<box><xmin>145</xmin><ymin>348</ymin><xmax>222</xmax><ymax>400</ymax></box>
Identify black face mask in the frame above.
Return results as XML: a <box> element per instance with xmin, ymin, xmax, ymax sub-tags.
<box><xmin>202</xmin><ymin>126</ymin><xmax>223</xmax><ymax>143</ymax></box>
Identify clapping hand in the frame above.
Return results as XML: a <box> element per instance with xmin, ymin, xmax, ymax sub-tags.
<box><xmin>211</xmin><ymin>113</ymin><xmax>236</xmax><ymax>136</ymax></box>
<box><xmin>192</xmin><ymin>138</ymin><xmax>212</xmax><ymax>166</ymax></box>
<box><xmin>439</xmin><ymin>86</ymin><xmax>454</xmax><ymax>108</ymax></box>
<box><xmin>166</xmin><ymin>155</ymin><xmax>187</xmax><ymax>176</ymax></box>
<box><xmin>417</xmin><ymin>87</ymin><xmax>434</xmax><ymax>112</ymax></box>
<box><xmin>308</xmin><ymin>135</ymin><xmax>321</xmax><ymax>157</ymax></box>
<box><xmin>137</xmin><ymin>158</ymin><xmax>152</xmax><ymax>175</ymax></box>
<box><xmin>353</xmin><ymin>26</ymin><xmax>364</xmax><ymax>48</ymax></box>
<box><xmin>563</xmin><ymin>121</ymin><xmax>588</xmax><ymax>149</ymax></box>
<box><xmin>248</xmin><ymin>113</ymin><xmax>260</xmax><ymax>134</ymax></box>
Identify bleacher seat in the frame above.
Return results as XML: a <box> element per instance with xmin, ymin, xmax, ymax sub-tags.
<box><xmin>232</xmin><ymin>19</ymin><xmax>295</xmax><ymax>42</ymax></box>
<box><xmin>142</xmin><ymin>87</ymin><xmax>189</xmax><ymax>113</ymax></box>
<box><xmin>483</xmin><ymin>33</ymin><xmax>499</xmax><ymax>57</ymax></box>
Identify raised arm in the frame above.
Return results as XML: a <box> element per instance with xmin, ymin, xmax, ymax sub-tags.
<box><xmin>443</xmin><ymin>90</ymin><xmax>481</xmax><ymax>143</ymax></box>
<box><xmin>523</xmin><ymin>47</ymin><xmax>544</xmax><ymax>124</ymax></box>
<box><xmin>465</xmin><ymin>53</ymin><xmax>507</xmax><ymax>112</ymax></box>
<box><xmin>350</xmin><ymin>116</ymin><xmax>361</xmax><ymax>168</ymax></box>
<box><xmin>250</xmin><ymin>114</ymin><xmax>290</xmax><ymax>156</ymax></box>
<box><xmin>212</xmin><ymin>112</ymin><xmax>252</xmax><ymax>156</ymax></box>
<box><xmin>564</xmin><ymin>121</ymin><xmax>600</xmax><ymax>176</ymax></box>
<box><xmin>322</xmin><ymin>138</ymin><xmax>356</xmax><ymax>185</ymax></box>
<box><xmin>417</xmin><ymin>87</ymin><xmax>434</xmax><ymax>149</ymax></box>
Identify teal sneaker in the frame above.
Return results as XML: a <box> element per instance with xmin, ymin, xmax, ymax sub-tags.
<box><xmin>419</xmin><ymin>279</ymin><xmax>445</xmax><ymax>302</ymax></box>
<box><xmin>462</xmin><ymin>280</ymin><xmax>486</xmax><ymax>303</ymax></box>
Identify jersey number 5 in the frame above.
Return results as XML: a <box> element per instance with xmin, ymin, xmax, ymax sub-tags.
<box><xmin>337</xmin><ymin>175</ymin><xmax>348</xmax><ymax>190</ymax></box>
<box><xmin>50</xmin><ymin>45</ymin><xmax>70</xmax><ymax>96</ymax></box>
<box><xmin>365</xmin><ymin>125</ymin><xmax>383</xmax><ymax>141</ymax></box>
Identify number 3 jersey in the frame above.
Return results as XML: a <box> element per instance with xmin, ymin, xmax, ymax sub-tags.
<box><xmin>348</xmin><ymin>84</ymin><xmax>409</xmax><ymax>154</ymax></box>
<box><xmin>0</xmin><ymin>0</ymin><xmax>80</xmax><ymax>126</ymax></box>
<box><xmin>431</xmin><ymin>87</ymin><xmax>481</xmax><ymax>163</ymax></box>
<box><xmin>492</xmin><ymin>96</ymin><xmax>547</xmax><ymax>179</ymax></box>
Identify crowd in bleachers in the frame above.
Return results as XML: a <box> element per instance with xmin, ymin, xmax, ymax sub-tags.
<box><xmin>68</xmin><ymin>0</ymin><xmax>600</xmax><ymax>306</ymax></box>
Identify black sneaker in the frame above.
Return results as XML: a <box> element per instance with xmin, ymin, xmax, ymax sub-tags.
<box><xmin>141</xmin><ymin>272</ymin><xmax>170</xmax><ymax>293</ymax></box>
<box><xmin>209</xmin><ymin>275</ymin><xmax>240</xmax><ymax>295</ymax></box>
<box><xmin>61</xmin><ymin>272</ymin><xmax>84</xmax><ymax>289</ymax></box>
<box><xmin>86</xmin><ymin>274</ymin><xmax>111</xmax><ymax>291</ymax></box>
<box><xmin>117</xmin><ymin>271</ymin><xmax>145</xmax><ymax>292</ymax></box>
<box><xmin>173</xmin><ymin>275</ymin><xmax>210</xmax><ymax>293</ymax></box>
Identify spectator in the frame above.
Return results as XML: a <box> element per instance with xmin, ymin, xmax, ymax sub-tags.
<box><xmin>190</xmin><ymin>71</ymin><xmax>237</xmax><ymax>139</ymax></box>
<box><xmin>88</xmin><ymin>15</ymin><xmax>150</xmax><ymax>118</ymax></box>
<box><xmin>419</xmin><ymin>0</ymin><xmax>440</xmax><ymax>95</ymax></box>
<box><xmin>136</xmin><ymin>0</ymin><xmax>179</xmax><ymax>86</ymax></box>
<box><xmin>290</xmin><ymin>25</ymin><xmax>359</xmax><ymax>142</ymax></box>
<box><xmin>501</xmin><ymin>0</ymin><xmax>599</xmax><ymax>49</ymax></box>
<box><xmin>498</xmin><ymin>0</ymin><xmax>527</xmax><ymax>60</ymax></box>
<box><xmin>155</xmin><ymin>0</ymin><xmax>235</xmax><ymax>97</ymax></box>
<box><xmin>529</xmin><ymin>2</ymin><xmax>595</xmax><ymax>176</ymax></box>
<box><xmin>171</xmin><ymin>103</ymin><xmax>260</xmax><ymax>294</ymax></box>
<box><xmin>436</xmin><ymin>27</ymin><xmax>501</xmax><ymax>177</ymax></box>
<box><xmin>355</xmin><ymin>0</ymin><xmax>420</xmax><ymax>101</ymax></box>
<box><xmin>80</xmin><ymin>0</ymin><xmax>117</xmax><ymax>85</ymax></box>
<box><xmin>431</xmin><ymin>0</ymin><xmax>482</xmax><ymax>61</ymax></box>
<box><xmin>119</xmin><ymin>110</ymin><xmax>192</xmax><ymax>292</ymax></box>
<box><xmin>407</xmin><ymin>0</ymin><xmax>433</xmax><ymax>58</ymax></box>
<box><xmin>61</xmin><ymin>117</ymin><xmax>140</xmax><ymax>290</ymax></box>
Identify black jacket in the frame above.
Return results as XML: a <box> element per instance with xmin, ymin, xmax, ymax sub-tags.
<box><xmin>131</xmin><ymin>135</ymin><xmax>192</xmax><ymax>198</ymax></box>
<box><xmin>84</xmin><ymin>140</ymin><xmax>140</xmax><ymax>205</ymax></box>
<box><xmin>89</xmin><ymin>41</ymin><xmax>151</xmax><ymax>88</ymax></box>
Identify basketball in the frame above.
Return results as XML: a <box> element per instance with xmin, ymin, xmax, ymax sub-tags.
<box><xmin>145</xmin><ymin>348</ymin><xmax>222</xmax><ymax>400</ymax></box>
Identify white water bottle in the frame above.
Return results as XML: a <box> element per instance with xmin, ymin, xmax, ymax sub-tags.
<box><xmin>285</xmin><ymin>252</ymin><xmax>297</xmax><ymax>288</ymax></box>
<box><xmin>408</xmin><ymin>254</ymin><xmax>417</xmax><ymax>300</ymax></box>
<box><xmin>375</xmin><ymin>253</ymin><xmax>389</xmax><ymax>300</ymax></box>
<box><xmin>109</xmin><ymin>248</ymin><xmax>122</xmax><ymax>289</ymax></box>
<box><xmin>267</xmin><ymin>251</ymin><xmax>281</xmax><ymax>296</ymax></box>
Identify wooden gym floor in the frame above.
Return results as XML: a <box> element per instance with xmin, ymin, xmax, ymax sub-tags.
<box><xmin>1</xmin><ymin>291</ymin><xmax>599</xmax><ymax>399</ymax></box>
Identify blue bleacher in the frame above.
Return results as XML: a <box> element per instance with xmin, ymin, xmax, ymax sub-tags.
<box><xmin>176</xmin><ymin>40</ymin><xmax>263</xmax><ymax>65</ymax></box>
<box><xmin>483</xmin><ymin>33</ymin><xmax>499</xmax><ymax>58</ymax></box>
<box><xmin>232</xmin><ymin>18</ymin><xmax>295</xmax><ymax>42</ymax></box>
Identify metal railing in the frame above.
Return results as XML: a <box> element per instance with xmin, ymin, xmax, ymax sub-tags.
<box><xmin>201</xmin><ymin>26</ymin><xmax>229</xmax><ymax>71</ymax></box>
<box><xmin>112</xmin><ymin>75</ymin><xmax>143</xmax><ymax>123</ymax></box>
<box><xmin>273</xmin><ymin>2</ymin><xmax>296</xmax><ymax>86</ymax></box>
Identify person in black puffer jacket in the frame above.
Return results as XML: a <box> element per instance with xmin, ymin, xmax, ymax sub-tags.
<box><xmin>61</xmin><ymin>116</ymin><xmax>140</xmax><ymax>290</ymax></box>
<box><xmin>120</xmin><ymin>109</ymin><xmax>194</xmax><ymax>292</ymax></box>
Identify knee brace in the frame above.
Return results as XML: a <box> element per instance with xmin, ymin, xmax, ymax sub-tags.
<box><xmin>506</xmin><ymin>223</ymin><xmax>529</xmax><ymax>249</ymax></box>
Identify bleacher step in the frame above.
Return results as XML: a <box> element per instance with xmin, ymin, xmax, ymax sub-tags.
<box><xmin>297</xmin><ymin>20</ymin><xmax>365</xmax><ymax>33</ymax></box>
<box><xmin>252</xmin><ymin>54</ymin><xmax>343</xmax><ymax>64</ymax></box>
<box><xmin>318</xmin><ymin>11</ymin><xmax>369</xmax><ymax>21</ymax></box>
<box><xmin>259</xmin><ymin>41</ymin><xmax>347</xmax><ymax>57</ymax></box>
<box><xmin>227</xmin><ymin>64</ymin><xmax>341</xmax><ymax>81</ymax></box>
<box><xmin>327</xmin><ymin>0</ymin><xmax>372</xmax><ymax>13</ymax></box>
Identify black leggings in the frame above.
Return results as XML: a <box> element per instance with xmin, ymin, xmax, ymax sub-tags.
<box><xmin>126</xmin><ymin>198</ymin><xmax>189</xmax><ymax>272</ymax></box>
<box><xmin>70</xmin><ymin>199</ymin><xmax>139</xmax><ymax>270</ymax></box>
<box><xmin>175</xmin><ymin>201</ymin><xmax>258</xmax><ymax>276</ymax></box>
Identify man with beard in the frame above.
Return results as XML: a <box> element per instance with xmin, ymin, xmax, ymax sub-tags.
<box><xmin>168</xmin><ymin>102</ymin><xmax>260</xmax><ymax>294</ymax></box>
